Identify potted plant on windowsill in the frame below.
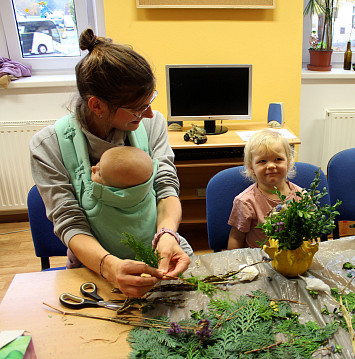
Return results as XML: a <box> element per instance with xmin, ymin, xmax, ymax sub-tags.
<box><xmin>304</xmin><ymin>0</ymin><xmax>338</xmax><ymax>71</ymax></box>
<box><xmin>257</xmin><ymin>170</ymin><xmax>341</xmax><ymax>277</ymax></box>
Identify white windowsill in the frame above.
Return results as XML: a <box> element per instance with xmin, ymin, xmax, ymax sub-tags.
<box><xmin>302</xmin><ymin>67</ymin><xmax>355</xmax><ymax>80</ymax></box>
<box><xmin>2</xmin><ymin>73</ymin><xmax>76</xmax><ymax>89</ymax></box>
<box><xmin>2</xmin><ymin>68</ymin><xmax>354</xmax><ymax>90</ymax></box>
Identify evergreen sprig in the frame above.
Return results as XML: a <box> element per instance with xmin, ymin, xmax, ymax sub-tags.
<box><xmin>121</xmin><ymin>232</ymin><xmax>162</xmax><ymax>268</ymax></box>
<box><xmin>322</xmin><ymin>288</ymin><xmax>355</xmax><ymax>331</ymax></box>
<box><xmin>127</xmin><ymin>290</ymin><xmax>339</xmax><ymax>358</ymax></box>
<box><xmin>257</xmin><ymin>169</ymin><xmax>341</xmax><ymax>250</ymax></box>
<box><xmin>121</xmin><ymin>233</ymin><xmax>223</xmax><ymax>298</ymax></box>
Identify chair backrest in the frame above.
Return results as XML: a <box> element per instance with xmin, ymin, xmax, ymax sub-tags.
<box><xmin>27</xmin><ymin>185</ymin><xmax>67</xmax><ymax>270</ymax></box>
<box><xmin>327</xmin><ymin>148</ymin><xmax>355</xmax><ymax>238</ymax></box>
<box><xmin>206</xmin><ymin>166</ymin><xmax>252</xmax><ymax>252</ymax></box>
<box><xmin>292</xmin><ymin>162</ymin><xmax>330</xmax><ymax>208</ymax></box>
<box><xmin>206</xmin><ymin>162</ymin><xmax>330</xmax><ymax>252</ymax></box>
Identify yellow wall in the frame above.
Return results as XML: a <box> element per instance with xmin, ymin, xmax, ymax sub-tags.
<box><xmin>104</xmin><ymin>1</ymin><xmax>303</xmax><ymax>135</ymax></box>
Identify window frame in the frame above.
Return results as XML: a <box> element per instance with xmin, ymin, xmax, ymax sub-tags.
<box><xmin>0</xmin><ymin>0</ymin><xmax>105</xmax><ymax>73</ymax></box>
<box><xmin>302</xmin><ymin>0</ymin><xmax>350</xmax><ymax>66</ymax></box>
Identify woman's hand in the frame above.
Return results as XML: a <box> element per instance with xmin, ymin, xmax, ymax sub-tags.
<box><xmin>156</xmin><ymin>234</ymin><xmax>191</xmax><ymax>278</ymax></box>
<box><xmin>102</xmin><ymin>255</ymin><xmax>165</xmax><ymax>298</ymax></box>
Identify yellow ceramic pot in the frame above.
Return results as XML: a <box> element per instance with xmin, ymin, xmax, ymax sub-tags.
<box><xmin>263</xmin><ymin>239</ymin><xmax>319</xmax><ymax>277</ymax></box>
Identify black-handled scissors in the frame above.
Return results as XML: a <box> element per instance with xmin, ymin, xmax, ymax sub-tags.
<box><xmin>59</xmin><ymin>282</ymin><xmax>122</xmax><ymax>311</ymax></box>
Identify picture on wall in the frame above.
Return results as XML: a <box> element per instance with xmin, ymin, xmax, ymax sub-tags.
<box><xmin>137</xmin><ymin>0</ymin><xmax>276</xmax><ymax>9</ymax></box>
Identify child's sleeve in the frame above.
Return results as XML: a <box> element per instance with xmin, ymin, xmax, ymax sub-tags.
<box><xmin>228</xmin><ymin>197</ymin><xmax>254</xmax><ymax>233</ymax></box>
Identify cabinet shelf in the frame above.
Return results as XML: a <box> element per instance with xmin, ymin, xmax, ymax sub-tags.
<box><xmin>175</xmin><ymin>158</ymin><xmax>243</xmax><ymax>168</ymax></box>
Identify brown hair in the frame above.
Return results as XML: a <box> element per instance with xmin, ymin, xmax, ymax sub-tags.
<box><xmin>75</xmin><ymin>28</ymin><xmax>155</xmax><ymax>126</ymax></box>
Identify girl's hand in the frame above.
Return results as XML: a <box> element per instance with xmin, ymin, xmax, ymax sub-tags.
<box><xmin>103</xmin><ymin>255</ymin><xmax>164</xmax><ymax>298</ymax></box>
<box><xmin>156</xmin><ymin>234</ymin><xmax>191</xmax><ymax>278</ymax></box>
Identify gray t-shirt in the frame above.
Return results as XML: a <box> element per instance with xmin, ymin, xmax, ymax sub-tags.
<box><xmin>30</xmin><ymin>110</ymin><xmax>179</xmax><ymax>247</ymax></box>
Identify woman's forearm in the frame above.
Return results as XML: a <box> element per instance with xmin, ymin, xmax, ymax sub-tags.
<box><xmin>156</xmin><ymin>196</ymin><xmax>182</xmax><ymax>232</ymax></box>
<box><xmin>68</xmin><ymin>234</ymin><xmax>109</xmax><ymax>274</ymax></box>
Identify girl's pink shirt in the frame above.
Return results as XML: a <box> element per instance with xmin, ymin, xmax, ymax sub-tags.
<box><xmin>228</xmin><ymin>181</ymin><xmax>303</xmax><ymax>248</ymax></box>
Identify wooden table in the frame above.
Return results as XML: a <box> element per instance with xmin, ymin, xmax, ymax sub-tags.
<box><xmin>167</xmin><ymin>122</ymin><xmax>300</xmax><ymax>149</ymax></box>
<box><xmin>0</xmin><ymin>268</ymin><xmax>132</xmax><ymax>359</ymax></box>
<box><xmin>1</xmin><ymin>238</ymin><xmax>353</xmax><ymax>359</ymax></box>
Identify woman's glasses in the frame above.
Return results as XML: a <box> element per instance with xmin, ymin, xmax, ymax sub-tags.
<box><xmin>121</xmin><ymin>90</ymin><xmax>158</xmax><ymax>121</ymax></box>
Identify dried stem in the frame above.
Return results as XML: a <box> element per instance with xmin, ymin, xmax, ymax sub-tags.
<box><xmin>43</xmin><ymin>302</ymin><xmax>193</xmax><ymax>331</ymax></box>
<box><xmin>339</xmin><ymin>275</ymin><xmax>355</xmax><ymax>295</ymax></box>
<box><xmin>244</xmin><ymin>340</ymin><xmax>283</xmax><ymax>354</ymax></box>
<box><xmin>339</xmin><ymin>296</ymin><xmax>355</xmax><ymax>356</ymax></box>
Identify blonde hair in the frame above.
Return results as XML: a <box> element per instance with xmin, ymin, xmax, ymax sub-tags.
<box><xmin>243</xmin><ymin>128</ymin><xmax>296</xmax><ymax>182</ymax></box>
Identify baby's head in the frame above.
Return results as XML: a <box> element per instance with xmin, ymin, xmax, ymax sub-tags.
<box><xmin>91</xmin><ymin>146</ymin><xmax>153</xmax><ymax>188</ymax></box>
<box><xmin>243</xmin><ymin>128</ymin><xmax>295</xmax><ymax>182</ymax></box>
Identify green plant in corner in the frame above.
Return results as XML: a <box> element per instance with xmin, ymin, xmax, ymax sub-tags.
<box><xmin>304</xmin><ymin>0</ymin><xmax>338</xmax><ymax>51</ymax></box>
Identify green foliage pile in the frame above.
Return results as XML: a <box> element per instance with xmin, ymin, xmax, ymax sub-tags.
<box><xmin>322</xmin><ymin>288</ymin><xmax>355</xmax><ymax>331</ymax></box>
<box><xmin>127</xmin><ymin>290</ymin><xmax>339</xmax><ymax>358</ymax></box>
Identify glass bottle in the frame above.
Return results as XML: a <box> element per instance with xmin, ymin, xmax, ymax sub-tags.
<box><xmin>343</xmin><ymin>41</ymin><xmax>352</xmax><ymax>70</ymax></box>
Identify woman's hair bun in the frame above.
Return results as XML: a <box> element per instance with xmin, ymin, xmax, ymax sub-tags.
<box><xmin>79</xmin><ymin>28</ymin><xmax>97</xmax><ymax>52</ymax></box>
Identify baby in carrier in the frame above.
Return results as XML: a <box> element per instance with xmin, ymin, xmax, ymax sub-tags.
<box><xmin>91</xmin><ymin>146</ymin><xmax>154</xmax><ymax>189</ymax></box>
<box><xmin>67</xmin><ymin>146</ymin><xmax>156</xmax><ymax>268</ymax></box>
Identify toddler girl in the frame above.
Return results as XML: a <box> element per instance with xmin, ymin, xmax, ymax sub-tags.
<box><xmin>228</xmin><ymin>128</ymin><xmax>302</xmax><ymax>249</ymax></box>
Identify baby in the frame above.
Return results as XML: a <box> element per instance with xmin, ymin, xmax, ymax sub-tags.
<box><xmin>91</xmin><ymin>146</ymin><xmax>153</xmax><ymax>188</ymax></box>
<box><xmin>67</xmin><ymin>146</ymin><xmax>154</xmax><ymax>269</ymax></box>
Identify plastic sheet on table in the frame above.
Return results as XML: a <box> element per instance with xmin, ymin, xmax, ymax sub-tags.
<box><xmin>147</xmin><ymin>237</ymin><xmax>355</xmax><ymax>359</ymax></box>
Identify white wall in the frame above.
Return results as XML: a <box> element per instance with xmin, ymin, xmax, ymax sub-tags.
<box><xmin>1</xmin><ymin>73</ymin><xmax>355</xmax><ymax>169</ymax></box>
<box><xmin>1</xmin><ymin>81</ymin><xmax>76</xmax><ymax>123</ymax></box>
<box><xmin>299</xmin><ymin>72</ymin><xmax>355</xmax><ymax>171</ymax></box>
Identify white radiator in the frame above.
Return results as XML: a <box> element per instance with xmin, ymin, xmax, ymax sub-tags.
<box><xmin>0</xmin><ymin>120</ymin><xmax>55</xmax><ymax>211</ymax></box>
<box><xmin>322</xmin><ymin>109</ymin><xmax>355</xmax><ymax>174</ymax></box>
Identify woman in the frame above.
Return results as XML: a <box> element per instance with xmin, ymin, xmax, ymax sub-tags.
<box><xmin>30</xmin><ymin>28</ymin><xmax>192</xmax><ymax>298</ymax></box>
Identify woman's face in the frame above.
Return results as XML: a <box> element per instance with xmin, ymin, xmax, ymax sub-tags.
<box><xmin>110</xmin><ymin>91</ymin><xmax>156</xmax><ymax>131</ymax></box>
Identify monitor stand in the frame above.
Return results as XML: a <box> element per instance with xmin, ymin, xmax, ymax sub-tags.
<box><xmin>204</xmin><ymin>120</ymin><xmax>228</xmax><ymax>135</ymax></box>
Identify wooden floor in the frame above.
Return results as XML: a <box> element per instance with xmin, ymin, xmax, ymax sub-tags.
<box><xmin>0</xmin><ymin>221</ymin><xmax>212</xmax><ymax>303</ymax></box>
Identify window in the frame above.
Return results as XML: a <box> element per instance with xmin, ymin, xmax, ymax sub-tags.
<box><xmin>0</xmin><ymin>0</ymin><xmax>105</xmax><ymax>72</ymax></box>
<box><xmin>303</xmin><ymin>0</ymin><xmax>355</xmax><ymax>64</ymax></box>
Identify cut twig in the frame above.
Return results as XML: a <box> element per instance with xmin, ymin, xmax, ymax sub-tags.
<box><xmin>43</xmin><ymin>302</ymin><xmax>192</xmax><ymax>331</ymax></box>
<box><xmin>339</xmin><ymin>296</ymin><xmax>355</xmax><ymax>356</ymax></box>
<box><xmin>339</xmin><ymin>275</ymin><xmax>355</xmax><ymax>295</ymax></box>
<box><xmin>244</xmin><ymin>340</ymin><xmax>283</xmax><ymax>354</ymax></box>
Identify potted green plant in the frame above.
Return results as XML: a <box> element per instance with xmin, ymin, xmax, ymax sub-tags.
<box><xmin>304</xmin><ymin>0</ymin><xmax>338</xmax><ymax>71</ymax></box>
<box><xmin>257</xmin><ymin>170</ymin><xmax>341</xmax><ymax>277</ymax></box>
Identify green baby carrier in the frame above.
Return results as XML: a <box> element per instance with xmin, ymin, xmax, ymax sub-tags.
<box><xmin>54</xmin><ymin>115</ymin><xmax>158</xmax><ymax>259</ymax></box>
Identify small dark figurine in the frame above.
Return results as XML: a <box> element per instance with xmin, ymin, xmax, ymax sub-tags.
<box><xmin>183</xmin><ymin>124</ymin><xmax>207</xmax><ymax>145</ymax></box>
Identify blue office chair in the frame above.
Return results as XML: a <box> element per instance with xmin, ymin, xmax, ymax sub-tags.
<box><xmin>327</xmin><ymin>148</ymin><xmax>355</xmax><ymax>239</ymax></box>
<box><xmin>27</xmin><ymin>185</ymin><xmax>67</xmax><ymax>271</ymax></box>
<box><xmin>206</xmin><ymin>162</ymin><xmax>330</xmax><ymax>252</ymax></box>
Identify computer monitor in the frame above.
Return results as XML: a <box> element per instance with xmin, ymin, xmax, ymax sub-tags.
<box><xmin>166</xmin><ymin>64</ymin><xmax>252</xmax><ymax>135</ymax></box>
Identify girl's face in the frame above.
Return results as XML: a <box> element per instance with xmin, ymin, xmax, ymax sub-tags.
<box><xmin>250</xmin><ymin>142</ymin><xmax>289</xmax><ymax>189</ymax></box>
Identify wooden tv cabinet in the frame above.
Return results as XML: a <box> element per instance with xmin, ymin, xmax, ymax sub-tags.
<box><xmin>167</xmin><ymin>122</ymin><xmax>300</xmax><ymax>242</ymax></box>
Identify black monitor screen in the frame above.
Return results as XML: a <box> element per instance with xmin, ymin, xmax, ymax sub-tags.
<box><xmin>167</xmin><ymin>65</ymin><xmax>251</xmax><ymax>119</ymax></box>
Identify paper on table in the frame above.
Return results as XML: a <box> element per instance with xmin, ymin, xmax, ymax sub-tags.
<box><xmin>0</xmin><ymin>330</ymin><xmax>24</xmax><ymax>349</ymax></box>
<box><xmin>236</xmin><ymin>128</ymin><xmax>297</xmax><ymax>142</ymax></box>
